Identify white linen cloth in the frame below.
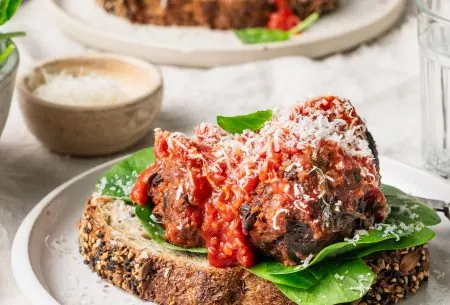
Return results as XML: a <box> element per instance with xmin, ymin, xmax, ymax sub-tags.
<box><xmin>0</xmin><ymin>1</ymin><xmax>443</xmax><ymax>304</ymax></box>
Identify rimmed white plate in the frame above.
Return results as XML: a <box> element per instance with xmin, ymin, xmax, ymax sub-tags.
<box><xmin>46</xmin><ymin>0</ymin><xmax>407</xmax><ymax>67</ymax></box>
<box><xmin>11</xmin><ymin>156</ymin><xmax>450</xmax><ymax>305</ymax></box>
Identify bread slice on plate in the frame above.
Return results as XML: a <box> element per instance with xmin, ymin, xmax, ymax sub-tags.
<box><xmin>79</xmin><ymin>196</ymin><xmax>430</xmax><ymax>305</ymax></box>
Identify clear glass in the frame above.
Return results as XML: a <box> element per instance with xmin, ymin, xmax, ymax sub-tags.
<box><xmin>417</xmin><ymin>0</ymin><xmax>450</xmax><ymax>177</ymax></box>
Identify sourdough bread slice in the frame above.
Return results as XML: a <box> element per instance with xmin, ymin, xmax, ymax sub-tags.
<box><xmin>79</xmin><ymin>197</ymin><xmax>430</xmax><ymax>305</ymax></box>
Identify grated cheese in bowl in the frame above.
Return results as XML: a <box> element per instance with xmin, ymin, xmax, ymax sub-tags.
<box><xmin>33</xmin><ymin>71</ymin><xmax>141</xmax><ymax>107</ymax></box>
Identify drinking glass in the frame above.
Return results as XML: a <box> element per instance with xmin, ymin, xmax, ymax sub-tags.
<box><xmin>417</xmin><ymin>0</ymin><xmax>450</xmax><ymax>177</ymax></box>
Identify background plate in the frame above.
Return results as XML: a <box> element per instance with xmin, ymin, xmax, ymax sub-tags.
<box><xmin>46</xmin><ymin>0</ymin><xmax>407</xmax><ymax>67</ymax></box>
<box><xmin>11</xmin><ymin>156</ymin><xmax>450</xmax><ymax>305</ymax></box>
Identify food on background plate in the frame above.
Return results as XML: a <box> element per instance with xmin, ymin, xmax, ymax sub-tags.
<box><xmin>81</xmin><ymin>96</ymin><xmax>440</xmax><ymax>305</ymax></box>
<box><xmin>97</xmin><ymin>0</ymin><xmax>339</xmax><ymax>44</ymax></box>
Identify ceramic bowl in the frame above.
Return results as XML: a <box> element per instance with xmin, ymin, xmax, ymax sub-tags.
<box><xmin>17</xmin><ymin>54</ymin><xmax>163</xmax><ymax>156</ymax></box>
<box><xmin>0</xmin><ymin>42</ymin><xmax>19</xmax><ymax>138</ymax></box>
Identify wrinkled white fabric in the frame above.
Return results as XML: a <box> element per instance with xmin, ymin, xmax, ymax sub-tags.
<box><xmin>0</xmin><ymin>1</ymin><xmax>437</xmax><ymax>304</ymax></box>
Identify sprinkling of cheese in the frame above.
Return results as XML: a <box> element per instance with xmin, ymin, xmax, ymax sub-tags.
<box><xmin>272</xmin><ymin>208</ymin><xmax>289</xmax><ymax>230</ymax></box>
<box><xmin>334</xmin><ymin>273</ymin><xmax>345</xmax><ymax>280</ymax></box>
<box><xmin>175</xmin><ymin>185</ymin><xmax>183</xmax><ymax>201</ymax></box>
<box><xmin>160</xmin><ymin>0</ymin><xmax>168</xmax><ymax>9</ymax></box>
<box><xmin>34</xmin><ymin>71</ymin><xmax>141</xmax><ymax>107</ymax></box>
<box><xmin>301</xmin><ymin>254</ymin><xmax>314</xmax><ymax>268</ymax></box>
<box><xmin>344</xmin><ymin>234</ymin><xmax>361</xmax><ymax>246</ymax></box>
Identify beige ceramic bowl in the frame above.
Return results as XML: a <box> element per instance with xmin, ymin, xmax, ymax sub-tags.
<box><xmin>18</xmin><ymin>54</ymin><xmax>163</xmax><ymax>156</ymax></box>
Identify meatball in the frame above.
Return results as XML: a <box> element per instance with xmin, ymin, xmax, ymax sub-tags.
<box><xmin>288</xmin><ymin>0</ymin><xmax>339</xmax><ymax>19</ymax></box>
<box><xmin>148</xmin><ymin>130</ymin><xmax>211</xmax><ymax>248</ymax></box>
<box><xmin>240</xmin><ymin>137</ymin><xmax>385</xmax><ymax>265</ymax></box>
<box><xmin>135</xmin><ymin>96</ymin><xmax>387</xmax><ymax>268</ymax></box>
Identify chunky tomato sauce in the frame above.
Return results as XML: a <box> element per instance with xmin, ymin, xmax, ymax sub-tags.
<box><xmin>267</xmin><ymin>0</ymin><xmax>300</xmax><ymax>30</ymax></box>
<box><xmin>131</xmin><ymin>96</ymin><xmax>386</xmax><ymax>268</ymax></box>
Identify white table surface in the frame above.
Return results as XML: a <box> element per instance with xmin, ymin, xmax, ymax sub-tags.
<box><xmin>1</xmin><ymin>1</ymin><xmax>447</xmax><ymax>305</ymax></box>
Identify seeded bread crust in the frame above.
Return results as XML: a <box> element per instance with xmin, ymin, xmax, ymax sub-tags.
<box><xmin>79</xmin><ymin>197</ymin><xmax>429</xmax><ymax>305</ymax></box>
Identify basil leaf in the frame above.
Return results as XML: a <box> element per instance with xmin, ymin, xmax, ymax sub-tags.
<box><xmin>135</xmin><ymin>205</ymin><xmax>207</xmax><ymax>254</ymax></box>
<box><xmin>0</xmin><ymin>0</ymin><xmax>21</xmax><ymax>25</ymax></box>
<box><xmin>381</xmin><ymin>184</ymin><xmax>441</xmax><ymax>226</ymax></box>
<box><xmin>96</xmin><ymin>148</ymin><xmax>155</xmax><ymax>201</ymax></box>
<box><xmin>235</xmin><ymin>28</ymin><xmax>290</xmax><ymax>44</ymax></box>
<box><xmin>277</xmin><ymin>258</ymin><xmax>375</xmax><ymax>305</ymax></box>
<box><xmin>217</xmin><ymin>110</ymin><xmax>272</xmax><ymax>134</ymax></box>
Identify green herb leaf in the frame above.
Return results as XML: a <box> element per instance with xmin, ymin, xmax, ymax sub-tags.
<box><xmin>351</xmin><ymin>227</ymin><xmax>435</xmax><ymax>258</ymax></box>
<box><xmin>0</xmin><ymin>31</ymin><xmax>26</xmax><ymax>39</ymax></box>
<box><xmin>235</xmin><ymin>12</ymin><xmax>320</xmax><ymax>44</ymax></box>
<box><xmin>382</xmin><ymin>184</ymin><xmax>441</xmax><ymax>226</ymax></box>
<box><xmin>0</xmin><ymin>0</ymin><xmax>21</xmax><ymax>25</ymax></box>
<box><xmin>288</xmin><ymin>12</ymin><xmax>320</xmax><ymax>35</ymax></box>
<box><xmin>234</xmin><ymin>27</ymin><xmax>290</xmax><ymax>44</ymax></box>
<box><xmin>257</xmin><ymin>221</ymin><xmax>421</xmax><ymax>275</ymax></box>
<box><xmin>0</xmin><ymin>42</ymin><xmax>14</xmax><ymax>65</ymax></box>
<box><xmin>217</xmin><ymin>110</ymin><xmax>272</xmax><ymax>134</ymax></box>
<box><xmin>96</xmin><ymin>148</ymin><xmax>155</xmax><ymax>201</ymax></box>
<box><xmin>277</xmin><ymin>258</ymin><xmax>375</xmax><ymax>305</ymax></box>
<box><xmin>248</xmin><ymin>265</ymin><xmax>318</xmax><ymax>289</ymax></box>
<box><xmin>135</xmin><ymin>205</ymin><xmax>207</xmax><ymax>254</ymax></box>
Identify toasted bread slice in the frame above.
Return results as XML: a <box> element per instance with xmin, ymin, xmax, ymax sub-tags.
<box><xmin>79</xmin><ymin>197</ymin><xmax>430</xmax><ymax>305</ymax></box>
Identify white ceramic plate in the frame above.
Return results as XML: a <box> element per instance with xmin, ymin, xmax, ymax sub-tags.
<box><xmin>46</xmin><ymin>0</ymin><xmax>407</xmax><ymax>67</ymax></box>
<box><xmin>11</xmin><ymin>156</ymin><xmax>450</xmax><ymax>305</ymax></box>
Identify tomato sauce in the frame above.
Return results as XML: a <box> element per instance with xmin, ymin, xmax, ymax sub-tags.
<box><xmin>130</xmin><ymin>96</ymin><xmax>386</xmax><ymax>268</ymax></box>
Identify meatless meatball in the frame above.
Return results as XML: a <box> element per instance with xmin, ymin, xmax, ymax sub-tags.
<box><xmin>133</xmin><ymin>96</ymin><xmax>387</xmax><ymax>268</ymax></box>
<box><xmin>289</xmin><ymin>0</ymin><xmax>339</xmax><ymax>19</ymax></box>
<box><xmin>148</xmin><ymin>130</ymin><xmax>211</xmax><ymax>248</ymax></box>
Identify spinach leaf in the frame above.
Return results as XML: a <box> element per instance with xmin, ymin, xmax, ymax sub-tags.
<box><xmin>382</xmin><ymin>184</ymin><xmax>441</xmax><ymax>226</ymax></box>
<box><xmin>0</xmin><ymin>0</ymin><xmax>21</xmax><ymax>25</ymax></box>
<box><xmin>255</xmin><ymin>185</ymin><xmax>439</xmax><ymax>275</ymax></box>
<box><xmin>235</xmin><ymin>28</ymin><xmax>290</xmax><ymax>44</ymax></box>
<box><xmin>96</xmin><ymin>148</ymin><xmax>155</xmax><ymax>201</ymax></box>
<box><xmin>135</xmin><ymin>205</ymin><xmax>207</xmax><ymax>254</ymax></box>
<box><xmin>260</xmin><ymin>220</ymin><xmax>425</xmax><ymax>275</ymax></box>
<box><xmin>277</xmin><ymin>258</ymin><xmax>375</xmax><ymax>305</ymax></box>
<box><xmin>248</xmin><ymin>264</ymin><xmax>318</xmax><ymax>289</ymax></box>
<box><xmin>351</xmin><ymin>227</ymin><xmax>435</xmax><ymax>258</ymax></box>
<box><xmin>288</xmin><ymin>12</ymin><xmax>320</xmax><ymax>35</ymax></box>
<box><xmin>217</xmin><ymin>110</ymin><xmax>272</xmax><ymax>134</ymax></box>
<box><xmin>234</xmin><ymin>13</ymin><xmax>319</xmax><ymax>44</ymax></box>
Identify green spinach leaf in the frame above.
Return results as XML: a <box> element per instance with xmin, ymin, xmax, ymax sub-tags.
<box><xmin>217</xmin><ymin>110</ymin><xmax>272</xmax><ymax>134</ymax></box>
<box><xmin>351</xmin><ymin>227</ymin><xmax>435</xmax><ymax>258</ymax></box>
<box><xmin>382</xmin><ymin>184</ymin><xmax>441</xmax><ymax>226</ymax></box>
<box><xmin>234</xmin><ymin>12</ymin><xmax>319</xmax><ymax>44</ymax></box>
<box><xmin>96</xmin><ymin>148</ymin><xmax>155</xmax><ymax>201</ymax></box>
<box><xmin>235</xmin><ymin>28</ymin><xmax>290</xmax><ymax>44</ymax></box>
<box><xmin>248</xmin><ymin>264</ymin><xmax>318</xmax><ymax>289</ymax></box>
<box><xmin>277</xmin><ymin>258</ymin><xmax>375</xmax><ymax>305</ymax></box>
<box><xmin>135</xmin><ymin>205</ymin><xmax>207</xmax><ymax>254</ymax></box>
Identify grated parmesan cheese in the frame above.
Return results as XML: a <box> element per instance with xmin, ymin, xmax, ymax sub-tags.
<box><xmin>34</xmin><ymin>71</ymin><xmax>141</xmax><ymax>107</ymax></box>
<box><xmin>272</xmin><ymin>208</ymin><xmax>289</xmax><ymax>230</ymax></box>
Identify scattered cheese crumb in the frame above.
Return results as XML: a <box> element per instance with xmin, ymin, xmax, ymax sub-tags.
<box><xmin>334</xmin><ymin>273</ymin><xmax>345</xmax><ymax>280</ymax></box>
